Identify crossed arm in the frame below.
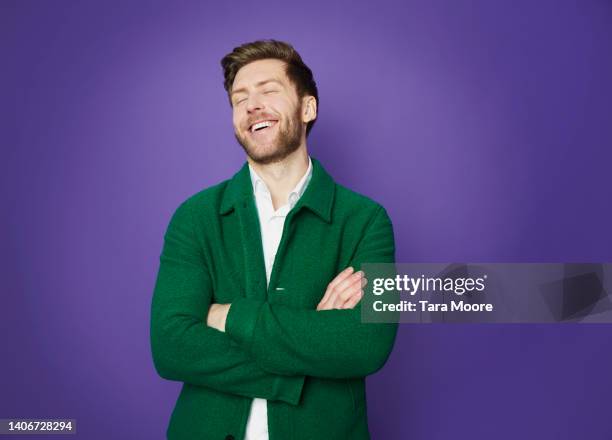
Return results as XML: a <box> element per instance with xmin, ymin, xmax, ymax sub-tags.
<box><xmin>151</xmin><ymin>201</ymin><xmax>397</xmax><ymax>404</ymax></box>
<box><xmin>207</xmin><ymin>266</ymin><xmax>366</xmax><ymax>331</ymax></box>
<box><xmin>150</xmin><ymin>202</ymin><xmax>304</xmax><ymax>404</ymax></box>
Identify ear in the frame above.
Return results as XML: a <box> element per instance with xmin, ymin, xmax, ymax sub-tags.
<box><xmin>302</xmin><ymin>96</ymin><xmax>317</xmax><ymax>123</ymax></box>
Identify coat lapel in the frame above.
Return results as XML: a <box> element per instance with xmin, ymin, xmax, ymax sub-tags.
<box><xmin>218</xmin><ymin>157</ymin><xmax>336</xmax><ymax>302</ymax></box>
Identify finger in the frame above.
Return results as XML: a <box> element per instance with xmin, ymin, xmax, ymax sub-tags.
<box><xmin>318</xmin><ymin>267</ymin><xmax>355</xmax><ymax>309</ymax></box>
<box><xmin>333</xmin><ymin>271</ymin><xmax>363</xmax><ymax>298</ymax></box>
<box><xmin>327</xmin><ymin>266</ymin><xmax>355</xmax><ymax>291</ymax></box>
<box><xmin>326</xmin><ymin>273</ymin><xmax>361</xmax><ymax>309</ymax></box>
<box><xmin>321</xmin><ymin>270</ymin><xmax>363</xmax><ymax>310</ymax></box>
<box><xmin>318</xmin><ymin>270</ymin><xmax>352</xmax><ymax>309</ymax></box>
<box><xmin>317</xmin><ymin>290</ymin><xmax>332</xmax><ymax>310</ymax></box>
<box><xmin>339</xmin><ymin>275</ymin><xmax>364</xmax><ymax>302</ymax></box>
<box><xmin>335</xmin><ymin>275</ymin><xmax>364</xmax><ymax>307</ymax></box>
<box><xmin>318</xmin><ymin>288</ymin><xmax>335</xmax><ymax>311</ymax></box>
<box><xmin>342</xmin><ymin>289</ymin><xmax>364</xmax><ymax>309</ymax></box>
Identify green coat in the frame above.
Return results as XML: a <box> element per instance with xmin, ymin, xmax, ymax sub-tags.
<box><xmin>151</xmin><ymin>157</ymin><xmax>397</xmax><ymax>440</ymax></box>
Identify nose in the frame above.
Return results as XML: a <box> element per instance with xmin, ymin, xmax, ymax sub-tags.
<box><xmin>246</xmin><ymin>93</ymin><xmax>264</xmax><ymax>113</ymax></box>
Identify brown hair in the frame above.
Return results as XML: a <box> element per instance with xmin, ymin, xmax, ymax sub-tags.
<box><xmin>221</xmin><ymin>39</ymin><xmax>319</xmax><ymax>136</ymax></box>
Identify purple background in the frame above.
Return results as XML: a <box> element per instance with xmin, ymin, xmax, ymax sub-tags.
<box><xmin>2</xmin><ymin>1</ymin><xmax>612</xmax><ymax>439</ymax></box>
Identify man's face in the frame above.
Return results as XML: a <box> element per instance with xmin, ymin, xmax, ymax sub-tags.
<box><xmin>230</xmin><ymin>59</ymin><xmax>307</xmax><ymax>165</ymax></box>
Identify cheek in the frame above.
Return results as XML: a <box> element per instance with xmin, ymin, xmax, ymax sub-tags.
<box><xmin>232</xmin><ymin>114</ymin><xmax>242</xmax><ymax>131</ymax></box>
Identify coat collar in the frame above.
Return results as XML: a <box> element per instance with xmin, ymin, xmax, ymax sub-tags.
<box><xmin>219</xmin><ymin>156</ymin><xmax>335</xmax><ymax>223</ymax></box>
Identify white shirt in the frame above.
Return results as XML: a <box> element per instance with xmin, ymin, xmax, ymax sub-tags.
<box><xmin>244</xmin><ymin>157</ymin><xmax>313</xmax><ymax>440</ymax></box>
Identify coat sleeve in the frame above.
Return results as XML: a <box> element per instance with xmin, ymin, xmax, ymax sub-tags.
<box><xmin>150</xmin><ymin>200</ymin><xmax>304</xmax><ymax>405</ymax></box>
<box><xmin>224</xmin><ymin>205</ymin><xmax>399</xmax><ymax>379</ymax></box>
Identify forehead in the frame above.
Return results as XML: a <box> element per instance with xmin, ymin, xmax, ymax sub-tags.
<box><xmin>232</xmin><ymin>58</ymin><xmax>289</xmax><ymax>90</ymax></box>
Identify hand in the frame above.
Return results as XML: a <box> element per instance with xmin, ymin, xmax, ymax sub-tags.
<box><xmin>206</xmin><ymin>303</ymin><xmax>231</xmax><ymax>332</ymax></box>
<box><xmin>316</xmin><ymin>267</ymin><xmax>367</xmax><ymax>311</ymax></box>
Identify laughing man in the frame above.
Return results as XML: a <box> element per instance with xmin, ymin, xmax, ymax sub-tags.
<box><xmin>151</xmin><ymin>39</ymin><xmax>398</xmax><ymax>440</ymax></box>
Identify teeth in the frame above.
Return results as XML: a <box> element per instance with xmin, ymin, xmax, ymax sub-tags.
<box><xmin>251</xmin><ymin>120</ymin><xmax>275</xmax><ymax>132</ymax></box>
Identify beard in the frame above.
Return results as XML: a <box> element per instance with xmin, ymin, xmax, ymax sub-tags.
<box><xmin>234</xmin><ymin>104</ymin><xmax>304</xmax><ymax>165</ymax></box>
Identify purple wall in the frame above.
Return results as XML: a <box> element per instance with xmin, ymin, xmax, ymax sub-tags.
<box><xmin>2</xmin><ymin>1</ymin><xmax>611</xmax><ymax>439</ymax></box>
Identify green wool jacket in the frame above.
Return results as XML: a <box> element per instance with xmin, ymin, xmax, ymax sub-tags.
<box><xmin>151</xmin><ymin>157</ymin><xmax>398</xmax><ymax>440</ymax></box>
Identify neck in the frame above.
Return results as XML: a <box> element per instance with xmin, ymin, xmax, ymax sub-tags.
<box><xmin>248</xmin><ymin>146</ymin><xmax>309</xmax><ymax>210</ymax></box>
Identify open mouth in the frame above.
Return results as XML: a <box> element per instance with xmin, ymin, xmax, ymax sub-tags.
<box><xmin>249</xmin><ymin>120</ymin><xmax>278</xmax><ymax>134</ymax></box>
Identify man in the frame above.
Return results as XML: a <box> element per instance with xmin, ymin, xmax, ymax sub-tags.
<box><xmin>151</xmin><ymin>39</ymin><xmax>397</xmax><ymax>440</ymax></box>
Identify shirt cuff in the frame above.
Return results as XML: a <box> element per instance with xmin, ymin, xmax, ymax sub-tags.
<box><xmin>225</xmin><ymin>297</ymin><xmax>265</xmax><ymax>351</ymax></box>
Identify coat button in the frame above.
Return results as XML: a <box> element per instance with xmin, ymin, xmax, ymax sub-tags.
<box><xmin>224</xmin><ymin>435</ymin><xmax>235</xmax><ymax>440</ymax></box>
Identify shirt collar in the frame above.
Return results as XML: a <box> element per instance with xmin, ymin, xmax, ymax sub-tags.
<box><xmin>220</xmin><ymin>156</ymin><xmax>334</xmax><ymax>223</ymax></box>
<box><xmin>248</xmin><ymin>157</ymin><xmax>313</xmax><ymax>209</ymax></box>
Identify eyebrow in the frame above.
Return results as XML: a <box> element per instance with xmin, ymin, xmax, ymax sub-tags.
<box><xmin>230</xmin><ymin>79</ymin><xmax>284</xmax><ymax>98</ymax></box>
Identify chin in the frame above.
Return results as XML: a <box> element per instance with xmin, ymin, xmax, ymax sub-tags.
<box><xmin>235</xmin><ymin>125</ymin><xmax>302</xmax><ymax>165</ymax></box>
<box><xmin>250</xmin><ymin>150</ymin><xmax>285</xmax><ymax>165</ymax></box>
<box><xmin>248</xmin><ymin>143</ymin><xmax>279</xmax><ymax>158</ymax></box>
